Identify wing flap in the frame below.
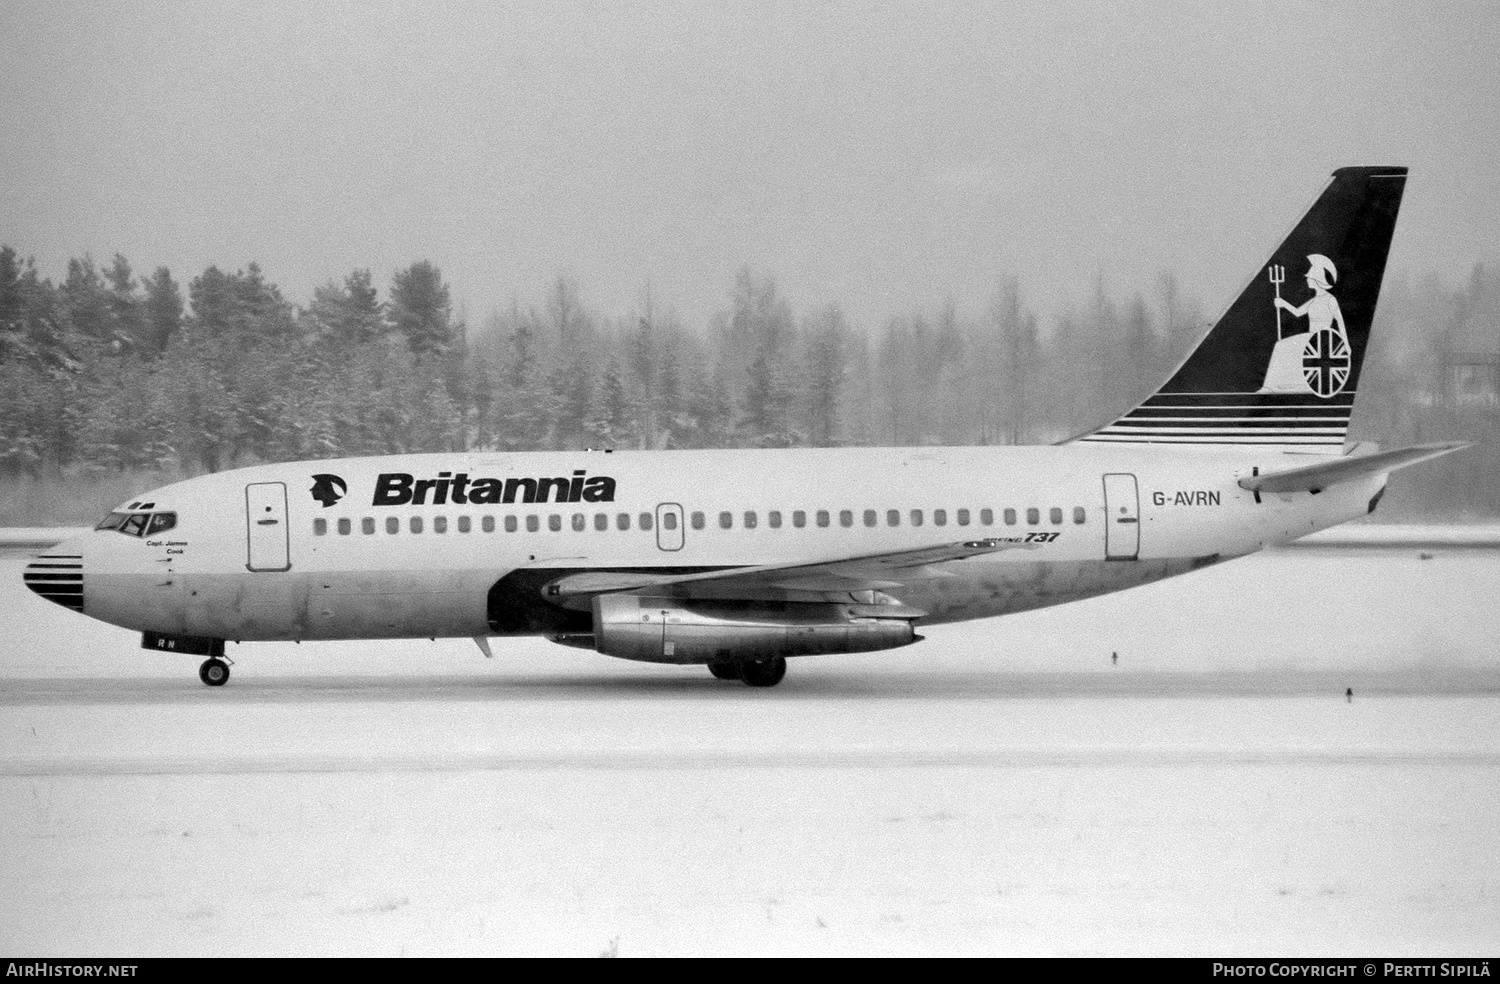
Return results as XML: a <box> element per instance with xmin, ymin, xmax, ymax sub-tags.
<box><xmin>1239</xmin><ymin>442</ymin><xmax>1468</xmax><ymax>494</ymax></box>
<box><xmin>545</xmin><ymin>536</ymin><xmax>1044</xmax><ymax>601</ymax></box>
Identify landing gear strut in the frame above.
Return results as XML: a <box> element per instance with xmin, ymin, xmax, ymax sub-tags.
<box><xmin>737</xmin><ymin>656</ymin><xmax>787</xmax><ymax>688</ymax></box>
<box><xmin>198</xmin><ymin>658</ymin><xmax>230</xmax><ymax>687</ymax></box>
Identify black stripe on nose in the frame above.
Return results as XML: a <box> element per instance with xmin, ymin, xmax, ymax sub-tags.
<box><xmin>24</xmin><ymin>555</ymin><xmax>83</xmax><ymax>612</ymax></box>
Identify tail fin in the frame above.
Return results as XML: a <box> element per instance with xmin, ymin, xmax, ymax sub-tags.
<box><xmin>1080</xmin><ymin>166</ymin><xmax>1407</xmax><ymax>451</ymax></box>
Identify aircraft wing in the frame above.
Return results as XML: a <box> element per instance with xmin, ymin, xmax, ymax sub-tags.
<box><xmin>1239</xmin><ymin>441</ymin><xmax>1468</xmax><ymax>495</ymax></box>
<box><xmin>544</xmin><ymin>536</ymin><xmax>1045</xmax><ymax>603</ymax></box>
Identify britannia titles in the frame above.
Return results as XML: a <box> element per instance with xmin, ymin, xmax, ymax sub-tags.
<box><xmin>372</xmin><ymin>470</ymin><xmax>617</xmax><ymax>506</ymax></box>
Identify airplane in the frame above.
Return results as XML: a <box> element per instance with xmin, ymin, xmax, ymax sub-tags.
<box><xmin>23</xmin><ymin>165</ymin><xmax>1465</xmax><ymax>687</ymax></box>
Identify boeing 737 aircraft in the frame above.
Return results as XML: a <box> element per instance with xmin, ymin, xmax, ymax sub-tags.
<box><xmin>24</xmin><ymin>166</ymin><xmax>1463</xmax><ymax>687</ymax></box>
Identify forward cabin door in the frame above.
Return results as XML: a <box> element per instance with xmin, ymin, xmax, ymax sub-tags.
<box><xmin>245</xmin><ymin>482</ymin><xmax>291</xmax><ymax>571</ymax></box>
<box><xmin>656</xmin><ymin>502</ymin><xmax>684</xmax><ymax>552</ymax></box>
<box><xmin>1103</xmin><ymin>473</ymin><xmax>1140</xmax><ymax>561</ymax></box>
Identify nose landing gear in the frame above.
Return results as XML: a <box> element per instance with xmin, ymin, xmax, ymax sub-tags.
<box><xmin>198</xmin><ymin>658</ymin><xmax>231</xmax><ymax>687</ymax></box>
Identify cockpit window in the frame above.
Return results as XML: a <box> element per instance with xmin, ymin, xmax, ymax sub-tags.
<box><xmin>94</xmin><ymin>511</ymin><xmax>177</xmax><ymax>538</ymax></box>
<box><xmin>146</xmin><ymin>513</ymin><xmax>176</xmax><ymax>535</ymax></box>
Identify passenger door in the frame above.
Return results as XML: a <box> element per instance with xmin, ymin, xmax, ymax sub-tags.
<box><xmin>246</xmin><ymin>482</ymin><xmax>291</xmax><ymax>571</ymax></box>
<box><xmin>1102</xmin><ymin>473</ymin><xmax>1140</xmax><ymax>561</ymax></box>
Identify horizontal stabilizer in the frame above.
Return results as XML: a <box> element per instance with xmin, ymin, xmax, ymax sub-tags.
<box><xmin>1238</xmin><ymin>442</ymin><xmax>1468</xmax><ymax>494</ymax></box>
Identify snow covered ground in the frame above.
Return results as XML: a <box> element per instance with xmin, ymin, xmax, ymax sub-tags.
<box><xmin>2</xmin><ymin>548</ymin><xmax>1498</xmax><ymax>956</ymax></box>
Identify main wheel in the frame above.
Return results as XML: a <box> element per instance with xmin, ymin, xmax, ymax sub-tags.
<box><xmin>708</xmin><ymin>662</ymin><xmax>741</xmax><ymax>681</ymax></box>
<box><xmin>199</xmin><ymin>659</ymin><xmax>230</xmax><ymax>687</ymax></box>
<box><xmin>739</xmin><ymin>656</ymin><xmax>786</xmax><ymax>688</ymax></box>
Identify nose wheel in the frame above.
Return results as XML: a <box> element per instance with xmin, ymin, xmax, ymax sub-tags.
<box><xmin>198</xmin><ymin>658</ymin><xmax>231</xmax><ymax>687</ymax></box>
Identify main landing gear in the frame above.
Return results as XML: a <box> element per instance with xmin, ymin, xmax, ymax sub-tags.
<box><xmin>198</xmin><ymin>658</ymin><xmax>231</xmax><ymax>687</ymax></box>
<box><xmin>707</xmin><ymin>656</ymin><xmax>788</xmax><ymax>688</ymax></box>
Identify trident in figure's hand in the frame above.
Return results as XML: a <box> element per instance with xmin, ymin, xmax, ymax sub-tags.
<box><xmin>1268</xmin><ymin>264</ymin><xmax>1286</xmax><ymax>339</ymax></box>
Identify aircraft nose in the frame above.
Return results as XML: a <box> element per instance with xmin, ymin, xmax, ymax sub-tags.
<box><xmin>23</xmin><ymin>551</ymin><xmax>85</xmax><ymax>613</ymax></box>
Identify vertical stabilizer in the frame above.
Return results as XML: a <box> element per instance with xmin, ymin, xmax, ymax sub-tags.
<box><xmin>1080</xmin><ymin>166</ymin><xmax>1407</xmax><ymax>451</ymax></box>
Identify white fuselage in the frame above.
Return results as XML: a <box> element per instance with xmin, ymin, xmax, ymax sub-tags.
<box><xmin>62</xmin><ymin>444</ymin><xmax>1380</xmax><ymax>645</ymax></box>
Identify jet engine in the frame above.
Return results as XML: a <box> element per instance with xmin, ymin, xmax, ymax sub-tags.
<box><xmin>584</xmin><ymin>594</ymin><xmax>921</xmax><ymax>664</ymax></box>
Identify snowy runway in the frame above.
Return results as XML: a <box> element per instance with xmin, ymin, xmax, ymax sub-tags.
<box><xmin>3</xmin><ymin>550</ymin><xmax>1498</xmax><ymax>955</ymax></box>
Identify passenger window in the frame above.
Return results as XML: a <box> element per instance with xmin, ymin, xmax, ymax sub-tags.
<box><xmin>146</xmin><ymin>513</ymin><xmax>176</xmax><ymax>536</ymax></box>
<box><xmin>980</xmin><ymin>508</ymin><xmax>993</xmax><ymax>525</ymax></box>
<box><xmin>816</xmin><ymin>510</ymin><xmax>830</xmax><ymax>528</ymax></box>
<box><xmin>547</xmin><ymin>514</ymin><xmax>561</xmax><ymax>532</ymax></box>
<box><xmin>934</xmin><ymin>509</ymin><xmax>946</xmax><ymax>527</ymax></box>
<box><xmin>592</xmin><ymin>513</ymin><xmax>606</xmax><ymax>531</ymax></box>
<box><xmin>616</xmin><ymin>513</ymin><xmax>630</xmax><ymax>531</ymax></box>
<box><xmin>572</xmin><ymin>513</ymin><xmax>586</xmax><ymax>531</ymax></box>
<box><xmin>314</xmin><ymin>518</ymin><xmax>327</xmax><ymax>536</ymax></box>
<box><xmin>957</xmin><ymin>508</ymin><xmax>970</xmax><ymax>526</ymax></box>
<box><xmin>386</xmin><ymin>517</ymin><xmax>399</xmax><ymax>534</ymax></box>
<box><xmin>410</xmin><ymin>516</ymin><xmax>423</xmax><ymax>534</ymax></box>
<box><xmin>864</xmin><ymin>509</ymin><xmax>877</xmax><ymax>527</ymax></box>
<box><xmin>793</xmin><ymin>511</ymin><xmax>806</xmax><ymax>528</ymax></box>
<box><xmin>526</xmin><ymin>515</ymin><xmax>540</xmax><ymax>532</ymax></box>
<box><xmin>663</xmin><ymin>512</ymin><xmax>677</xmax><ymax>531</ymax></box>
<box><xmin>887</xmin><ymin>509</ymin><xmax>900</xmax><ymax>527</ymax></box>
<box><xmin>691</xmin><ymin>512</ymin><xmax>705</xmax><ymax>530</ymax></box>
<box><xmin>1026</xmin><ymin>508</ymin><xmax>1040</xmax><ymax>525</ymax></box>
<box><xmin>744</xmin><ymin>511</ymin><xmax>757</xmax><ymax>529</ymax></box>
<box><xmin>482</xmin><ymin>516</ymin><xmax>495</xmax><ymax>533</ymax></box>
<box><xmin>1073</xmin><ymin>506</ymin><xmax>1086</xmax><ymax>525</ymax></box>
<box><xmin>719</xmin><ymin>511</ymin><xmax>733</xmax><ymax>530</ymax></box>
<box><xmin>1004</xmin><ymin>508</ymin><xmax>1017</xmax><ymax>526</ymax></box>
<box><xmin>363</xmin><ymin>517</ymin><xmax>376</xmax><ymax>535</ymax></box>
<box><xmin>458</xmin><ymin>516</ymin><xmax>471</xmax><ymax>533</ymax></box>
<box><xmin>1050</xmin><ymin>507</ymin><xmax>1063</xmax><ymax>525</ymax></box>
<box><xmin>909</xmin><ymin>510</ymin><xmax>923</xmax><ymax>527</ymax></box>
<box><xmin>768</xmin><ymin>511</ymin><xmax>782</xmax><ymax>529</ymax></box>
<box><xmin>434</xmin><ymin>516</ymin><xmax>447</xmax><ymax>534</ymax></box>
<box><xmin>839</xmin><ymin>510</ymin><xmax>853</xmax><ymax>528</ymax></box>
<box><xmin>505</xmin><ymin>516</ymin><xmax>518</xmax><ymax>532</ymax></box>
<box><xmin>337</xmin><ymin>518</ymin><xmax>351</xmax><ymax>535</ymax></box>
<box><xmin>639</xmin><ymin>513</ymin><xmax>653</xmax><ymax>531</ymax></box>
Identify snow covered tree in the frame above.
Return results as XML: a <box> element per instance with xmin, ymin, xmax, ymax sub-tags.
<box><xmin>389</xmin><ymin>261</ymin><xmax>455</xmax><ymax>357</ymax></box>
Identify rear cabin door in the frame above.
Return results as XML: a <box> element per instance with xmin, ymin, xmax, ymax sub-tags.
<box><xmin>656</xmin><ymin>502</ymin><xmax>684</xmax><ymax>552</ymax></box>
<box><xmin>1103</xmin><ymin>473</ymin><xmax>1140</xmax><ymax>561</ymax></box>
<box><xmin>246</xmin><ymin>482</ymin><xmax>291</xmax><ymax>571</ymax></box>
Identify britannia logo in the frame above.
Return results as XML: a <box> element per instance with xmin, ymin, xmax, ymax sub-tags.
<box><xmin>1259</xmin><ymin>254</ymin><xmax>1350</xmax><ymax>398</ymax></box>
<box><xmin>309</xmin><ymin>474</ymin><xmax>347</xmax><ymax>508</ymax></box>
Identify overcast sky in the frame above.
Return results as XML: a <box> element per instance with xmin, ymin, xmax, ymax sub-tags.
<box><xmin>2</xmin><ymin>0</ymin><xmax>1497</xmax><ymax>331</ymax></box>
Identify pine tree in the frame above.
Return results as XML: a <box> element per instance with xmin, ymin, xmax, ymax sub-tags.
<box><xmin>389</xmin><ymin>261</ymin><xmax>455</xmax><ymax>357</ymax></box>
<box><xmin>492</xmin><ymin>304</ymin><xmax>554</xmax><ymax>450</ymax></box>
<box><xmin>1</xmin><ymin>247</ymin><xmax>73</xmax><ymax>372</ymax></box>
<box><xmin>141</xmin><ymin>267</ymin><xmax>183</xmax><ymax>356</ymax></box>
<box><xmin>801</xmin><ymin>304</ymin><xmax>848</xmax><ymax>446</ymax></box>
<box><xmin>62</xmin><ymin>256</ymin><xmax>112</xmax><ymax>345</ymax></box>
<box><xmin>584</xmin><ymin>361</ymin><xmax>636</xmax><ymax>448</ymax></box>
<box><xmin>104</xmin><ymin>255</ymin><xmax>145</xmax><ymax>352</ymax></box>
<box><xmin>306</xmin><ymin>269</ymin><xmax>386</xmax><ymax>348</ymax></box>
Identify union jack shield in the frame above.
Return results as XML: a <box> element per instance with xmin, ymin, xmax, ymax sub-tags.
<box><xmin>1302</xmin><ymin>328</ymin><xmax>1351</xmax><ymax>398</ymax></box>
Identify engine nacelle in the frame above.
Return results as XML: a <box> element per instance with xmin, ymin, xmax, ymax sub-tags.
<box><xmin>591</xmin><ymin>594</ymin><xmax>921</xmax><ymax>664</ymax></box>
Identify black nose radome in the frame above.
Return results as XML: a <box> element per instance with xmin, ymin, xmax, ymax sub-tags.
<box><xmin>24</xmin><ymin>555</ymin><xmax>84</xmax><ymax>613</ymax></box>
